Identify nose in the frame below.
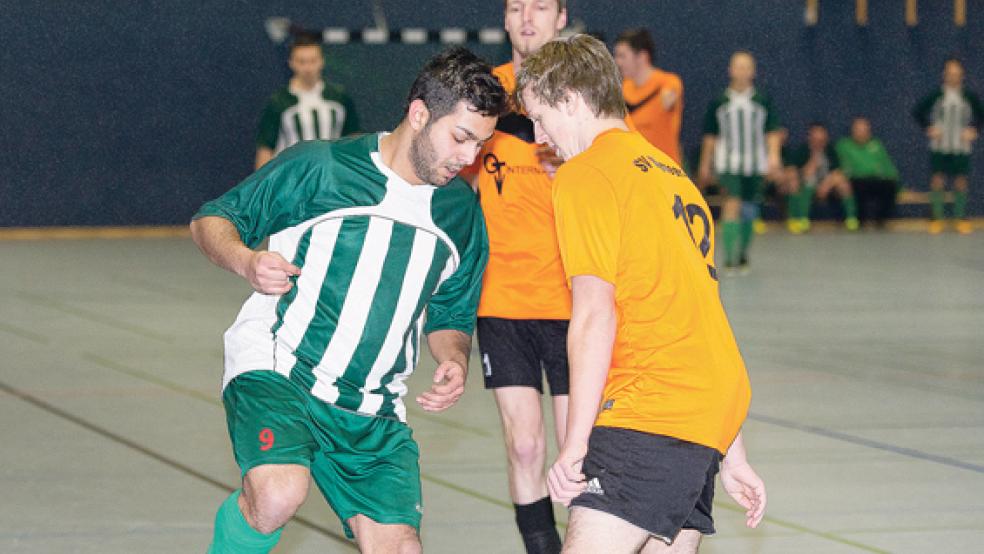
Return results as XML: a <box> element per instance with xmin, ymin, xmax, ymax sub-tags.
<box><xmin>523</xmin><ymin>3</ymin><xmax>534</xmax><ymax>22</ymax></box>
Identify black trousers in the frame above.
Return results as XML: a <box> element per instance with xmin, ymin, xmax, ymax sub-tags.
<box><xmin>850</xmin><ymin>178</ymin><xmax>897</xmax><ymax>225</ymax></box>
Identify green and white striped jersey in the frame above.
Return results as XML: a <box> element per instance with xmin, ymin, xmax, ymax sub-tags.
<box><xmin>703</xmin><ymin>88</ymin><xmax>779</xmax><ymax>176</ymax></box>
<box><xmin>195</xmin><ymin>134</ymin><xmax>488</xmax><ymax>422</ymax></box>
<box><xmin>257</xmin><ymin>80</ymin><xmax>360</xmax><ymax>155</ymax></box>
<box><xmin>913</xmin><ymin>87</ymin><xmax>983</xmax><ymax>154</ymax></box>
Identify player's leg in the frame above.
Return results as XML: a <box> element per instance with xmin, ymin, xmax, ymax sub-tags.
<box><xmin>929</xmin><ymin>152</ymin><xmax>948</xmax><ymax>233</ymax></box>
<box><xmin>210</xmin><ymin>371</ymin><xmax>317</xmax><ymax>553</ymax></box>
<box><xmin>953</xmin><ymin>156</ymin><xmax>971</xmax><ymax>234</ymax></box>
<box><xmin>566</xmin><ymin>428</ymin><xmax>720</xmax><ymax>554</ymax></box>
<box><xmin>738</xmin><ymin>176</ymin><xmax>763</xmax><ymax>268</ymax></box>
<box><xmin>822</xmin><ymin>173</ymin><xmax>859</xmax><ymax>230</ymax></box>
<box><xmin>348</xmin><ymin>516</ymin><xmax>421</xmax><ymax>554</ymax></box>
<box><xmin>780</xmin><ymin>167</ymin><xmax>803</xmax><ymax>234</ymax></box>
<box><xmin>480</xmin><ymin>318</ymin><xmax>561</xmax><ymax>553</ymax></box>
<box><xmin>717</xmin><ymin>175</ymin><xmax>743</xmax><ymax>269</ymax></box>
<box><xmin>538</xmin><ymin>319</ymin><xmax>570</xmax><ymax>449</ymax></box>
<box><xmin>639</xmin><ymin>530</ymin><xmax>702</xmax><ymax>554</ymax></box>
<box><xmin>309</xmin><ymin>400</ymin><xmax>424</xmax><ymax>547</ymax></box>
<box><xmin>563</xmin><ymin>507</ymin><xmax>650</xmax><ymax>553</ymax></box>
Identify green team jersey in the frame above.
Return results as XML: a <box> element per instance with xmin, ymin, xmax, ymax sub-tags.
<box><xmin>835</xmin><ymin>137</ymin><xmax>899</xmax><ymax>181</ymax></box>
<box><xmin>194</xmin><ymin>134</ymin><xmax>488</xmax><ymax>421</ymax></box>
<box><xmin>703</xmin><ymin>87</ymin><xmax>779</xmax><ymax>176</ymax></box>
<box><xmin>912</xmin><ymin>86</ymin><xmax>984</xmax><ymax>154</ymax></box>
<box><xmin>257</xmin><ymin>80</ymin><xmax>360</xmax><ymax>154</ymax></box>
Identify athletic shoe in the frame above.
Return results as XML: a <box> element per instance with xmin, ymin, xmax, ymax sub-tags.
<box><xmin>786</xmin><ymin>219</ymin><xmax>803</xmax><ymax>234</ymax></box>
<box><xmin>753</xmin><ymin>218</ymin><xmax>767</xmax><ymax>234</ymax></box>
<box><xmin>799</xmin><ymin>218</ymin><xmax>811</xmax><ymax>232</ymax></box>
<box><xmin>928</xmin><ymin>220</ymin><xmax>945</xmax><ymax>235</ymax></box>
<box><xmin>956</xmin><ymin>220</ymin><xmax>973</xmax><ymax>235</ymax></box>
<box><xmin>845</xmin><ymin>217</ymin><xmax>859</xmax><ymax>231</ymax></box>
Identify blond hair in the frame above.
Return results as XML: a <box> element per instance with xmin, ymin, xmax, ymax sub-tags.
<box><xmin>516</xmin><ymin>34</ymin><xmax>627</xmax><ymax>119</ymax></box>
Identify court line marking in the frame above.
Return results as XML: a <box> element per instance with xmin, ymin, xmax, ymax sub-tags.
<box><xmin>0</xmin><ymin>322</ymin><xmax>50</xmax><ymax>344</ymax></box>
<box><xmin>17</xmin><ymin>291</ymin><xmax>176</xmax><ymax>344</ymax></box>
<box><xmin>0</xmin><ymin>226</ymin><xmax>189</xmax><ymax>241</ymax></box>
<box><xmin>75</xmin><ymin>353</ymin><xmax>891</xmax><ymax>551</ymax></box>
<box><xmin>747</xmin><ymin>412</ymin><xmax>984</xmax><ymax>474</ymax></box>
<box><xmin>0</xmin><ymin>378</ymin><xmax>356</xmax><ymax>550</ymax></box>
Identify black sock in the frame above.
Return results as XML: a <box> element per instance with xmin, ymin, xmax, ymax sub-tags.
<box><xmin>515</xmin><ymin>497</ymin><xmax>562</xmax><ymax>554</ymax></box>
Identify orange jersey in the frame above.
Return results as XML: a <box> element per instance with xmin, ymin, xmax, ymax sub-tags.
<box><xmin>553</xmin><ymin>129</ymin><xmax>750</xmax><ymax>454</ymax></box>
<box><xmin>474</xmin><ymin>62</ymin><xmax>572</xmax><ymax>320</ymax></box>
<box><xmin>623</xmin><ymin>69</ymin><xmax>683</xmax><ymax>164</ymax></box>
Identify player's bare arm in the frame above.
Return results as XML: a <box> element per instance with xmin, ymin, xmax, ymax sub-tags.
<box><xmin>190</xmin><ymin>216</ymin><xmax>300</xmax><ymax>295</ymax></box>
<box><xmin>698</xmin><ymin>134</ymin><xmax>717</xmax><ymax>187</ymax></box>
<box><xmin>547</xmin><ymin>274</ymin><xmax>616</xmax><ymax>506</ymax></box>
<box><xmin>766</xmin><ymin>130</ymin><xmax>783</xmax><ymax>180</ymax></box>
<box><xmin>417</xmin><ymin>329</ymin><xmax>471</xmax><ymax>412</ymax></box>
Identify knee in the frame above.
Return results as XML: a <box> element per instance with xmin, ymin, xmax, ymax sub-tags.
<box><xmin>506</xmin><ymin>431</ymin><xmax>546</xmax><ymax>469</ymax></box>
<box><xmin>242</xmin><ymin>468</ymin><xmax>309</xmax><ymax>533</ymax></box>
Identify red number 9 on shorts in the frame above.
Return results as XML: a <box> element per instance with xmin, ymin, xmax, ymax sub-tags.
<box><xmin>259</xmin><ymin>428</ymin><xmax>275</xmax><ymax>451</ymax></box>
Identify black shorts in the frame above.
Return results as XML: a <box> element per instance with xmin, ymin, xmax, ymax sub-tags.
<box><xmin>476</xmin><ymin>317</ymin><xmax>569</xmax><ymax>395</ymax></box>
<box><xmin>570</xmin><ymin>427</ymin><xmax>721</xmax><ymax>543</ymax></box>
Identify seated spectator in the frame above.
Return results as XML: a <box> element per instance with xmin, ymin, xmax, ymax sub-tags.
<box><xmin>783</xmin><ymin>123</ymin><xmax>859</xmax><ymax>232</ymax></box>
<box><xmin>835</xmin><ymin>117</ymin><xmax>899</xmax><ymax>227</ymax></box>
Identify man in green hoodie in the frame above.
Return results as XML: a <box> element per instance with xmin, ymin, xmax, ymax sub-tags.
<box><xmin>835</xmin><ymin>117</ymin><xmax>899</xmax><ymax>228</ymax></box>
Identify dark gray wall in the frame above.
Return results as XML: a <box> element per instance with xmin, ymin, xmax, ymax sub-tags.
<box><xmin>3</xmin><ymin>0</ymin><xmax>982</xmax><ymax>226</ymax></box>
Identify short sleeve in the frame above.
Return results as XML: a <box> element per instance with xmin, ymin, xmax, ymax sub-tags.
<box><xmin>256</xmin><ymin>99</ymin><xmax>281</xmax><ymax>149</ymax></box>
<box><xmin>552</xmin><ymin>163</ymin><xmax>620</xmax><ymax>286</ymax></box>
<box><xmin>424</xmin><ymin>200</ymin><xmax>489</xmax><ymax>335</ymax></box>
<box><xmin>193</xmin><ymin>144</ymin><xmax>325</xmax><ymax>247</ymax></box>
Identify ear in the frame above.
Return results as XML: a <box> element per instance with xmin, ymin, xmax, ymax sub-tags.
<box><xmin>408</xmin><ymin>99</ymin><xmax>431</xmax><ymax>131</ymax></box>
<box><xmin>556</xmin><ymin>8</ymin><xmax>568</xmax><ymax>30</ymax></box>
<box><xmin>561</xmin><ymin>91</ymin><xmax>580</xmax><ymax>116</ymax></box>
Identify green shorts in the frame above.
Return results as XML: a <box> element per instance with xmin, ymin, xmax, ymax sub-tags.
<box><xmin>718</xmin><ymin>174</ymin><xmax>764</xmax><ymax>201</ymax></box>
<box><xmin>223</xmin><ymin>370</ymin><xmax>422</xmax><ymax>538</ymax></box>
<box><xmin>930</xmin><ymin>153</ymin><xmax>970</xmax><ymax>177</ymax></box>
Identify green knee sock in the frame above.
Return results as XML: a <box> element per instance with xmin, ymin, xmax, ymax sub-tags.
<box><xmin>739</xmin><ymin>218</ymin><xmax>754</xmax><ymax>259</ymax></box>
<box><xmin>799</xmin><ymin>189</ymin><xmax>813</xmax><ymax>221</ymax></box>
<box><xmin>722</xmin><ymin>220</ymin><xmax>740</xmax><ymax>265</ymax></box>
<box><xmin>954</xmin><ymin>190</ymin><xmax>968</xmax><ymax>219</ymax></box>
<box><xmin>843</xmin><ymin>195</ymin><xmax>858</xmax><ymax>220</ymax></box>
<box><xmin>209</xmin><ymin>490</ymin><xmax>282</xmax><ymax>554</ymax></box>
<box><xmin>929</xmin><ymin>190</ymin><xmax>945</xmax><ymax>220</ymax></box>
<box><xmin>786</xmin><ymin>194</ymin><xmax>800</xmax><ymax>220</ymax></box>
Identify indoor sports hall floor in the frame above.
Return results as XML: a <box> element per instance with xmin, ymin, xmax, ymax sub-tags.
<box><xmin>1</xmin><ymin>223</ymin><xmax>982</xmax><ymax>554</ymax></box>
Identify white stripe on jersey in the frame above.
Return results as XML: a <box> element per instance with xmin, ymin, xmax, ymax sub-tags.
<box><xmin>714</xmin><ymin>90</ymin><xmax>769</xmax><ymax>176</ymax></box>
<box><xmin>357</xmin><ymin>231</ymin><xmax>438</xmax><ymax>415</ymax></box>
<box><xmin>273</xmin><ymin>218</ymin><xmax>343</xmax><ymax>375</ymax></box>
<box><xmin>310</xmin><ymin>217</ymin><xmax>393</xmax><ymax>403</ymax></box>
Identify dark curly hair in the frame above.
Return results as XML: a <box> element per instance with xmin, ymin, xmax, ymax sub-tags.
<box><xmin>405</xmin><ymin>47</ymin><xmax>508</xmax><ymax>122</ymax></box>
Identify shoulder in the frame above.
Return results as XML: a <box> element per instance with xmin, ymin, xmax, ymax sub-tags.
<box><xmin>493</xmin><ymin>63</ymin><xmax>516</xmax><ymax>94</ymax></box>
<box><xmin>265</xmin><ymin>86</ymin><xmax>296</xmax><ymax>109</ymax></box>
<box><xmin>657</xmin><ymin>69</ymin><xmax>683</xmax><ymax>88</ymax></box>
<box><xmin>322</xmin><ymin>81</ymin><xmax>353</xmax><ymax>102</ymax></box>
<box><xmin>752</xmin><ymin>90</ymin><xmax>773</xmax><ymax>106</ymax></box>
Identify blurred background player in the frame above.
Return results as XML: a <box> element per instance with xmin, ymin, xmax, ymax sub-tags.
<box><xmin>613</xmin><ymin>28</ymin><xmax>683</xmax><ymax>164</ymax></box>
<box><xmin>782</xmin><ymin>122</ymin><xmax>858</xmax><ymax>232</ymax></box>
<box><xmin>835</xmin><ymin>117</ymin><xmax>900</xmax><ymax>228</ymax></box>
<box><xmin>254</xmin><ymin>34</ymin><xmax>360</xmax><ymax>169</ymax></box>
<box><xmin>468</xmin><ymin>1</ymin><xmax>569</xmax><ymax>552</ymax></box>
<box><xmin>913</xmin><ymin>58</ymin><xmax>983</xmax><ymax>234</ymax></box>
<box><xmin>698</xmin><ymin>51</ymin><xmax>782</xmax><ymax>272</ymax></box>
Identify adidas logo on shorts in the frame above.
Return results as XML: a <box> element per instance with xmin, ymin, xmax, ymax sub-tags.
<box><xmin>483</xmin><ymin>353</ymin><xmax>492</xmax><ymax>377</ymax></box>
<box><xmin>584</xmin><ymin>477</ymin><xmax>605</xmax><ymax>496</ymax></box>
